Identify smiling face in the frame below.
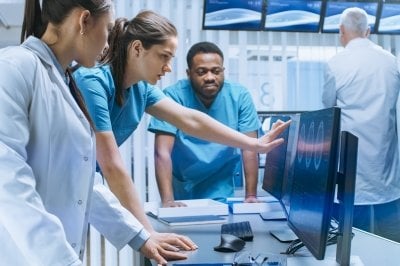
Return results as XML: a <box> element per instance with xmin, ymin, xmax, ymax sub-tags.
<box><xmin>187</xmin><ymin>52</ymin><xmax>225</xmax><ymax>107</ymax></box>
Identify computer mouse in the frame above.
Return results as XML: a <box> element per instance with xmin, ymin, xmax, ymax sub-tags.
<box><xmin>213</xmin><ymin>233</ymin><xmax>246</xmax><ymax>252</ymax></box>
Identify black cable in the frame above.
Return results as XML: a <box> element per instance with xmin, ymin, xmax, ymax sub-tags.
<box><xmin>282</xmin><ymin>218</ymin><xmax>356</xmax><ymax>256</ymax></box>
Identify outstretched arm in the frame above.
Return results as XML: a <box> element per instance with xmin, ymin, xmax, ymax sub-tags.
<box><xmin>147</xmin><ymin>97</ymin><xmax>290</xmax><ymax>153</ymax></box>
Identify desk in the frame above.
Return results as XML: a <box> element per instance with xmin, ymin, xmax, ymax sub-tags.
<box><xmin>150</xmin><ymin>213</ymin><xmax>400</xmax><ymax>265</ymax></box>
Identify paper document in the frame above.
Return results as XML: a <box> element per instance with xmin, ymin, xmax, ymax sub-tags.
<box><xmin>226</xmin><ymin>195</ymin><xmax>278</xmax><ymax>203</ymax></box>
<box><xmin>153</xmin><ymin>215</ymin><xmax>227</xmax><ymax>226</ymax></box>
<box><xmin>228</xmin><ymin>200</ymin><xmax>283</xmax><ymax>214</ymax></box>
<box><xmin>144</xmin><ymin>199</ymin><xmax>229</xmax><ymax>218</ymax></box>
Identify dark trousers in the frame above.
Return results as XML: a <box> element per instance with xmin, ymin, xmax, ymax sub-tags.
<box><xmin>333</xmin><ymin>197</ymin><xmax>400</xmax><ymax>243</ymax></box>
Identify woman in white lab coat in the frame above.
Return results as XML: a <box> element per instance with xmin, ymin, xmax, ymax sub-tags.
<box><xmin>0</xmin><ymin>1</ymin><xmax>195</xmax><ymax>265</ymax></box>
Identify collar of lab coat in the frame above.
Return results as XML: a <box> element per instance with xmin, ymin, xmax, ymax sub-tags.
<box><xmin>21</xmin><ymin>36</ymin><xmax>92</xmax><ymax>131</ymax></box>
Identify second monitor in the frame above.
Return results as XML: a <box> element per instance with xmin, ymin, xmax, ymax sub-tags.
<box><xmin>287</xmin><ymin>107</ymin><xmax>341</xmax><ymax>260</ymax></box>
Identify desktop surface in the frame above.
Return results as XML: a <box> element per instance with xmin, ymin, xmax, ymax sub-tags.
<box><xmin>150</xmin><ymin>213</ymin><xmax>400</xmax><ymax>266</ymax></box>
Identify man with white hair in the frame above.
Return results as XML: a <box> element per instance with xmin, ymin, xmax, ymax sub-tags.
<box><xmin>323</xmin><ymin>7</ymin><xmax>400</xmax><ymax>242</ymax></box>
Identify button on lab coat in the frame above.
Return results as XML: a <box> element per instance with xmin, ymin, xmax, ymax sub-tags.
<box><xmin>0</xmin><ymin>37</ymin><xmax>149</xmax><ymax>265</ymax></box>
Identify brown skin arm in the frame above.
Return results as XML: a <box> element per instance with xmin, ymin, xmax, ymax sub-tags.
<box><xmin>242</xmin><ymin>131</ymin><xmax>261</xmax><ymax>203</ymax></box>
<box><xmin>153</xmin><ymin>133</ymin><xmax>187</xmax><ymax>207</ymax></box>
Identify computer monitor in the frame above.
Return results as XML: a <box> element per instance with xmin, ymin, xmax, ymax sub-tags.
<box><xmin>322</xmin><ymin>0</ymin><xmax>379</xmax><ymax>34</ymax></box>
<box><xmin>202</xmin><ymin>0</ymin><xmax>264</xmax><ymax>31</ymax></box>
<box><xmin>286</xmin><ymin>107</ymin><xmax>340</xmax><ymax>260</ymax></box>
<box><xmin>257</xmin><ymin>111</ymin><xmax>301</xmax><ymax>169</ymax></box>
<box><xmin>376</xmin><ymin>0</ymin><xmax>400</xmax><ymax>34</ymax></box>
<box><xmin>278</xmin><ymin>114</ymin><xmax>301</xmax><ymax>219</ymax></box>
<box><xmin>335</xmin><ymin>131</ymin><xmax>358</xmax><ymax>266</ymax></box>
<box><xmin>264</xmin><ymin>0</ymin><xmax>324</xmax><ymax>32</ymax></box>
<box><xmin>261</xmin><ymin>112</ymin><xmax>301</xmax><ymax>202</ymax></box>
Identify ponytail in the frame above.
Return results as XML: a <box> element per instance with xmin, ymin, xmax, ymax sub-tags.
<box><xmin>21</xmin><ymin>0</ymin><xmax>45</xmax><ymax>43</ymax></box>
<box><xmin>100</xmin><ymin>18</ymin><xmax>129</xmax><ymax>106</ymax></box>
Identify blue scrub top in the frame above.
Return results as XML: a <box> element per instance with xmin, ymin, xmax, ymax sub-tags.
<box><xmin>74</xmin><ymin>65</ymin><xmax>165</xmax><ymax>146</ymax></box>
<box><xmin>148</xmin><ymin>79</ymin><xmax>260</xmax><ymax>201</ymax></box>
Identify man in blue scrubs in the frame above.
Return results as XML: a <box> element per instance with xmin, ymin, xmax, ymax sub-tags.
<box><xmin>149</xmin><ymin>42</ymin><xmax>260</xmax><ymax>206</ymax></box>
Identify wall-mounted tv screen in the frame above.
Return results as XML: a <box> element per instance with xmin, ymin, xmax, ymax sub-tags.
<box><xmin>322</xmin><ymin>0</ymin><xmax>379</xmax><ymax>33</ymax></box>
<box><xmin>202</xmin><ymin>0</ymin><xmax>264</xmax><ymax>30</ymax></box>
<box><xmin>264</xmin><ymin>0</ymin><xmax>324</xmax><ymax>32</ymax></box>
<box><xmin>377</xmin><ymin>0</ymin><xmax>400</xmax><ymax>34</ymax></box>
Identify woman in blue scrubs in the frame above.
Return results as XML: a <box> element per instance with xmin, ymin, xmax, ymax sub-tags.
<box><xmin>74</xmin><ymin>9</ymin><xmax>289</xmax><ymax>255</ymax></box>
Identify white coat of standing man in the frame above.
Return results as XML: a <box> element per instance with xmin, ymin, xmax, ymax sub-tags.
<box><xmin>323</xmin><ymin>7</ymin><xmax>400</xmax><ymax>242</ymax></box>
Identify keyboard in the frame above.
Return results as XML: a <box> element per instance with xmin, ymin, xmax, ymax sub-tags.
<box><xmin>221</xmin><ymin>221</ymin><xmax>254</xmax><ymax>241</ymax></box>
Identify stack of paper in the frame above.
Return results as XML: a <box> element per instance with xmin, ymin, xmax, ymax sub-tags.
<box><xmin>144</xmin><ymin>199</ymin><xmax>229</xmax><ymax>226</ymax></box>
<box><xmin>226</xmin><ymin>197</ymin><xmax>281</xmax><ymax>214</ymax></box>
<box><xmin>155</xmin><ymin>215</ymin><xmax>227</xmax><ymax>226</ymax></box>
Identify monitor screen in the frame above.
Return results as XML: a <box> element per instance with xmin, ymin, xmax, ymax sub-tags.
<box><xmin>202</xmin><ymin>0</ymin><xmax>264</xmax><ymax>30</ymax></box>
<box><xmin>287</xmin><ymin>107</ymin><xmax>340</xmax><ymax>260</ymax></box>
<box><xmin>377</xmin><ymin>0</ymin><xmax>400</xmax><ymax>34</ymax></box>
<box><xmin>258</xmin><ymin>111</ymin><xmax>301</xmax><ymax>169</ymax></box>
<box><xmin>264</xmin><ymin>0</ymin><xmax>324</xmax><ymax>32</ymax></box>
<box><xmin>261</xmin><ymin>113</ymin><xmax>301</xmax><ymax>206</ymax></box>
<box><xmin>322</xmin><ymin>0</ymin><xmax>379</xmax><ymax>33</ymax></box>
<box><xmin>278</xmin><ymin>115</ymin><xmax>301</xmax><ymax>218</ymax></box>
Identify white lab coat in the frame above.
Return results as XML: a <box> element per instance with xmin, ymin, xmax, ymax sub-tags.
<box><xmin>323</xmin><ymin>38</ymin><xmax>400</xmax><ymax>205</ymax></box>
<box><xmin>0</xmin><ymin>37</ymin><xmax>149</xmax><ymax>265</ymax></box>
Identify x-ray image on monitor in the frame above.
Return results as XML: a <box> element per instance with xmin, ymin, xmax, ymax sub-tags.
<box><xmin>202</xmin><ymin>0</ymin><xmax>264</xmax><ymax>30</ymax></box>
<box><xmin>377</xmin><ymin>0</ymin><xmax>400</xmax><ymax>34</ymax></box>
<box><xmin>322</xmin><ymin>0</ymin><xmax>379</xmax><ymax>33</ymax></box>
<box><xmin>264</xmin><ymin>0</ymin><xmax>323</xmax><ymax>32</ymax></box>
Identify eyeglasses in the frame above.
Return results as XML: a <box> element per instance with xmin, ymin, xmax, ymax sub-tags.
<box><xmin>232</xmin><ymin>251</ymin><xmax>286</xmax><ymax>266</ymax></box>
<box><xmin>192</xmin><ymin>67</ymin><xmax>225</xmax><ymax>77</ymax></box>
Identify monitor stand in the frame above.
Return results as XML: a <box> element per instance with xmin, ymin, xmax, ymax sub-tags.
<box><xmin>270</xmin><ymin>228</ymin><xmax>298</xmax><ymax>243</ymax></box>
<box><xmin>259</xmin><ymin>210</ymin><xmax>286</xmax><ymax>221</ymax></box>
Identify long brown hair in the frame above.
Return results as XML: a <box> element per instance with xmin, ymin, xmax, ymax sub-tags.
<box><xmin>21</xmin><ymin>0</ymin><xmax>112</xmax><ymax>128</ymax></box>
<box><xmin>21</xmin><ymin>0</ymin><xmax>112</xmax><ymax>42</ymax></box>
<box><xmin>100</xmin><ymin>10</ymin><xmax>177</xmax><ymax>106</ymax></box>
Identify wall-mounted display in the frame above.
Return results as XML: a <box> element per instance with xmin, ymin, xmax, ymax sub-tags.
<box><xmin>202</xmin><ymin>0</ymin><xmax>264</xmax><ymax>30</ymax></box>
<box><xmin>377</xmin><ymin>0</ymin><xmax>400</xmax><ymax>34</ymax></box>
<box><xmin>322</xmin><ymin>0</ymin><xmax>379</xmax><ymax>33</ymax></box>
<box><xmin>202</xmin><ymin>1</ymin><xmax>400</xmax><ymax>35</ymax></box>
<box><xmin>264</xmin><ymin>0</ymin><xmax>324</xmax><ymax>32</ymax></box>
